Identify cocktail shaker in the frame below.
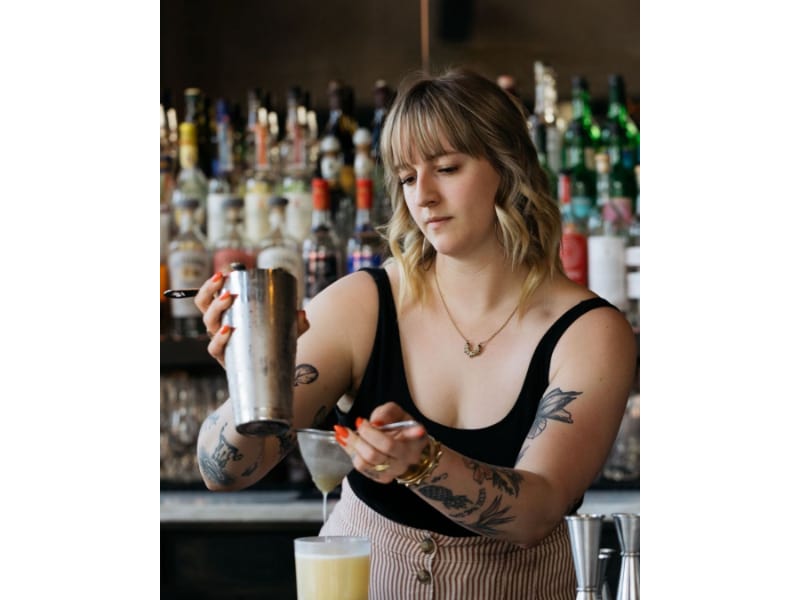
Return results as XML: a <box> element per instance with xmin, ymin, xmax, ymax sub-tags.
<box><xmin>612</xmin><ymin>513</ymin><xmax>640</xmax><ymax>600</ymax></box>
<box><xmin>565</xmin><ymin>514</ymin><xmax>605</xmax><ymax>600</ymax></box>
<box><xmin>222</xmin><ymin>265</ymin><xmax>298</xmax><ymax>436</ymax></box>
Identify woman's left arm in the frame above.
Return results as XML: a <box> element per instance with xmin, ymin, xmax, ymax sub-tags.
<box><xmin>342</xmin><ymin>306</ymin><xmax>637</xmax><ymax>547</ymax></box>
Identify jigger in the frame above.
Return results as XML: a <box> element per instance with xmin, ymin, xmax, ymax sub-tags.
<box><xmin>612</xmin><ymin>513</ymin><xmax>640</xmax><ymax>600</ymax></box>
<box><xmin>565</xmin><ymin>514</ymin><xmax>605</xmax><ymax>600</ymax></box>
<box><xmin>597</xmin><ymin>548</ymin><xmax>615</xmax><ymax>600</ymax></box>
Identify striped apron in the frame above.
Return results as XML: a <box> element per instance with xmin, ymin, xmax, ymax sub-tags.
<box><xmin>319</xmin><ymin>478</ymin><xmax>576</xmax><ymax>600</ymax></box>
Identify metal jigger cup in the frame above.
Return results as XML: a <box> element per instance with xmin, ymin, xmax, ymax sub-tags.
<box><xmin>222</xmin><ymin>266</ymin><xmax>298</xmax><ymax>436</ymax></box>
<box><xmin>565</xmin><ymin>514</ymin><xmax>604</xmax><ymax>599</ymax></box>
<box><xmin>597</xmin><ymin>548</ymin><xmax>616</xmax><ymax>600</ymax></box>
<box><xmin>612</xmin><ymin>513</ymin><xmax>640</xmax><ymax>600</ymax></box>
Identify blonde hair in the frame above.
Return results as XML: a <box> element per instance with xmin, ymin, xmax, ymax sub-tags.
<box><xmin>379</xmin><ymin>67</ymin><xmax>563</xmax><ymax>309</ymax></box>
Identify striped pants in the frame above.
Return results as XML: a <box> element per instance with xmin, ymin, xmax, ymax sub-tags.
<box><xmin>319</xmin><ymin>478</ymin><xmax>576</xmax><ymax>600</ymax></box>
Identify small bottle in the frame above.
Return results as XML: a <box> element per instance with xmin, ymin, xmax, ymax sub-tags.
<box><xmin>174</xmin><ymin>122</ymin><xmax>209</xmax><ymax>233</ymax></box>
<box><xmin>168</xmin><ymin>197</ymin><xmax>211</xmax><ymax>339</ymax></box>
<box><xmin>320</xmin><ymin>135</ymin><xmax>354</xmax><ymax>246</ymax></box>
<box><xmin>558</xmin><ymin>171</ymin><xmax>588</xmax><ymax>287</ymax></box>
<box><xmin>212</xmin><ymin>196</ymin><xmax>254</xmax><ymax>274</ymax></box>
<box><xmin>244</xmin><ymin>120</ymin><xmax>278</xmax><ymax>249</ymax></box>
<box><xmin>347</xmin><ymin>179</ymin><xmax>385</xmax><ymax>273</ymax></box>
<box><xmin>207</xmin><ymin>99</ymin><xmax>238</xmax><ymax>247</ymax></box>
<box><xmin>303</xmin><ymin>178</ymin><xmax>342</xmax><ymax>304</ymax></box>
<box><xmin>257</xmin><ymin>196</ymin><xmax>305</xmax><ymax>310</ymax></box>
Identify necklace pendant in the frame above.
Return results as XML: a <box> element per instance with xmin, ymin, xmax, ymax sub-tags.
<box><xmin>463</xmin><ymin>341</ymin><xmax>484</xmax><ymax>358</ymax></box>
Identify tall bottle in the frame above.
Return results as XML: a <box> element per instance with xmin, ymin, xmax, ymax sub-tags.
<box><xmin>347</xmin><ymin>179</ymin><xmax>385</xmax><ymax>273</ymax></box>
<box><xmin>529</xmin><ymin>61</ymin><xmax>563</xmax><ymax>173</ymax></box>
<box><xmin>606</xmin><ymin>121</ymin><xmax>638</xmax><ymax>221</ymax></box>
<box><xmin>370</xmin><ymin>79</ymin><xmax>394</xmax><ymax>227</ymax></box>
<box><xmin>244</xmin><ymin>120</ymin><xmax>278</xmax><ymax>249</ymax></box>
<box><xmin>174</xmin><ymin>122</ymin><xmax>209</xmax><ymax>233</ymax></box>
<box><xmin>602</xmin><ymin>74</ymin><xmax>640</xmax><ymax>170</ymax></box>
<box><xmin>562</xmin><ymin>75</ymin><xmax>600</xmax><ymax>173</ymax></box>
<box><xmin>533</xmin><ymin>122</ymin><xmax>558</xmax><ymax>201</ymax></box>
<box><xmin>587</xmin><ymin>192</ymin><xmax>629</xmax><ymax>312</ymax></box>
<box><xmin>303</xmin><ymin>178</ymin><xmax>342</xmax><ymax>304</ymax></box>
<box><xmin>168</xmin><ymin>197</ymin><xmax>211</xmax><ymax>339</ymax></box>
<box><xmin>257</xmin><ymin>196</ymin><xmax>305</xmax><ymax>310</ymax></box>
<box><xmin>625</xmin><ymin>166</ymin><xmax>640</xmax><ymax>331</ymax></box>
<box><xmin>558</xmin><ymin>172</ymin><xmax>588</xmax><ymax>287</ymax></box>
<box><xmin>564</xmin><ymin>119</ymin><xmax>596</xmax><ymax>222</ymax></box>
<box><xmin>183</xmin><ymin>87</ymin><xmax>214</xmax><ymax>179</ymax></box>
<box><xmin>280</xmin><ymin>86</ymin><xmax>314</xmax><ymax>246</ymax></box>
<box><xmin>207</xmin><ymin>99</ymin><xmax>238</xmax><ymax>247</ymax></box>
<box><xmin>212</xmin><ymin>196</ymin><xmax>254</xmax><ymax>274</ymax></box>
<box><xmin>160</xmin><ymin>102</ymin><xmax>178</xmax><ymax>208</ymax></box>
<box><xmin>320</xmin><ymin>135</ymin><xmax>354</xmax><ymax>246</ymax></box>
<box><xmin>323</xmin><ymin>81</ymin><xmax>357</xmax><ymax>195</ymax></box>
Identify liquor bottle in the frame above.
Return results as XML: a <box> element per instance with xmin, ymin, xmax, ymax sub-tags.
<box><xmin>587</xmin><ymin>187</ymin><xmax>629</xmax><ymax>312</ymax></box>
<box><xmin>174</xmin><ymin>122</ymin><xmax>209</xmax><ymax>232</ymax></box>
<box><xmin>529</xmin><ymin>61</ymin><xmax>563</xmax><ymax>173</ymax></box>
<box><xmin>243</xmin><ymin>87</ymin><xmax>263</xmax><ymax>180</ymax></box>
<box><xmin>183</xmin><ymin>87</ymin><xmax>214</xmax><ymax>178</ymax></box>
<box><xmin>212</xmin><ymin>196</ymin><xmax>254</xmax><ymax>274</ymax></box>
<box><xmin>595</xmin><ymin>152</ymin><xmax>611</xmax><ymax>211</ymax></box>
<box><xmin>606</xmin><ymin>121</ymin><xmax>638</xmax><ymax>221</ymax></box>
<box><xmin>347</xmin><ymin>179</ymin><xmax>385</xmax><ymax>273</ymax></box>
<box><xmin>564</xmin><ymin>119</ymin><xmax>596</xmax><ymax>221</ymax></box>
<box><xmin>533</xmin><ymin>122</ymin><xmax>558</xmax><ymax>201</ymax></box>
<box><xmin>160</xmin><ymin>102</ymin><xmax>178</xmax><ymax>208</ymax></box>
<box><xmin>168</xmin><ymin>197</ymin><xmax>211</xmax><ymax>339</ymax></box>
<box><xmin>601</xmin><ymin>74</ymin><xmax>640</xmax><ymax>170</ymax></box>
<box><xmin>207</xmin><ymin>99</ymin><xmax>238</xmax><ymax>247</ymax></box>
<box><xmin>323</xmin><ymin>81</ymin><xmax>357</xmax><ymax>194</ymax></box>
<box><xmin>244</xmin><ymin>121</ymin><xmax>278</xmax><ymax>249</ymax></box>
<box><xmin>280</xmin><ymin>86</ymin><xmax>314</xmax><ymax>245</ymax></box>
<box><xmin>303</xmin><ymin>178</ymin><xmax>342</xmax><ymax>304</ymax></box>
<box><xmin>558</xmin><ymin>171</ymin><xmax>588</xmax><ymax>287</ymax></box>
<box><xmin>370</xmin><ymin>80</ymin><xmax>394</xmax><ymax>226</ymax></box>
<box><xmin>562</xmin><ymin>76</ymin><xmax>600</xmax><ymax>173</ymax></box>
<box><xmin>256</xmin><ymin>196</ymin><xmax>305</xmax><ymax>309</ymax></box>
<box><xmin>160</xmin><ymin>203</ymin><xmax>171</xmax><ymax>339</ymax></box>
<box><xmin>353</xmin><ymin>128</ymin><xmax>374</xmax><ymax>181</ymax></box>
<box><xmin>320</xmin><ymin>135</ymin><xmax>354</xmax><ymax>247</ymax></box>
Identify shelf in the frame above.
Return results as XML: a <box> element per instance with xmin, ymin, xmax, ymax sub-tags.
<box><xmin>161</xmin><ymin>336</ymin><xmax>223</xmax><ymax>373</ymax></box>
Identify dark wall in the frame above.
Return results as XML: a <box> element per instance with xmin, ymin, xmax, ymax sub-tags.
<box><xmin>161</xmin><ymin>0</ymin><xmax>639</xmax><ymax>118</ymax></box>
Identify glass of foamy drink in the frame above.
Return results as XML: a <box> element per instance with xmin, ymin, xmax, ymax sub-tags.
<box><xmin>294</xmin><ymin>536</ymin><xmax>371</xmax><ymax>600</ymax></box>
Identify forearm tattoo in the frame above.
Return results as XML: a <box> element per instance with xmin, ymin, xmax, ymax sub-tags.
<box><xmin>516</xmin><ymin>387</ymin><xmax>582</xmax><ymax>463</ymax></box>
<box><xmin>198</xmin><ymin>423</ymin><xmax>244</xmax><ymax>486</ymax></box>
<box><xmin>417</xmin><ymin>459</ymin><xmax>522</xmax><ymax>536</ymax></box>
<box><xmin>294</xmin><ymin>364</ymin><xmax>319</xmax><ymax>386</ymax></box>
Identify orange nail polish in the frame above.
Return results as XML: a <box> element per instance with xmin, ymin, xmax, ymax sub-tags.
<box><xmin>355</xmin><ymin>417</ymin><xmax>364</xmax><ymax>429</ymax></box>
<box><xmin>219</xmin><ymin>290</ymin><xmax>231</xmax><ymax>300</ymax></box>
<box><xmin>335</xmin><ymin>434</ymin><xmax>345</xmax><ymax>446</ymax></box>
<box><xmin>372</xmin><ymin>420</ymin><xmax>385</xmax><ymax>427</ymax></box>
<box><xmin>212</xmin><ymin>272</ymin><xmax>223</xmax><ymax>282</ymax></box>
<box><xmin>219</xmin><ymin>325</ymin><xmax>231</xmax><ymax>335</ymax></box>
<box><xmin>333</xmin><ymin>425</ymin><xmax>349</xmax><ymax>439</ymax></box>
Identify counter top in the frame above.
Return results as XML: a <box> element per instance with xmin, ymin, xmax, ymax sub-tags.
<box><xmin>160</xmin><ymin>488</ymin><xmax>639</xmax><ymax>524</ymax></box>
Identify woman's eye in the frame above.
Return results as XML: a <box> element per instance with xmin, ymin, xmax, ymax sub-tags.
<box><xmin>399</xmin><ymin>175</ymin><xmax>415</xmax><ymax>186</ymax></box>
<box><xmin>437</xmin><ymin>166</ymin><xmax>458</xmax><ymax>174</ymax></box>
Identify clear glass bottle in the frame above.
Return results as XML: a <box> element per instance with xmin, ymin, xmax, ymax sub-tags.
<box><xmin>257</xmin><ymin>196</ymin><xmax>305</xmax><ymax>310</ymax></box>
<box><xmin>587</xmin><ymin>191</ymin><xmax>629</xmax><ymax>312</ymax></box>
<box><xmin>320</xmin><ymin>135</ymin><xmax>354</xmax><ymax>247</ymax></box>
<box><xmin>206</xmin><ymin>99</ymin><xmax>237</xmax><ymax>248</ymax></box>
<box><xmin>347</xmin><ymin>179</ymin><xmax>385</xmax><ymax>273</ymax></box>
<box><xmin>528</xmin><ymin>61</ymin><xmax>563</xmax><ymax>173</ymax></box>
<box><xmin>244</xmin><ymin>121</ymin><xmax>278</xmax><ymax>250</ymax></box>
<box><xmin>212</xmin><ymin>196</ymin><xmax>254</xmax><ymax>274</ymax></box>
<box><xmin>168</xmin><ymin>197</ymin><xmax>211</xmax><ymax>339</ymax></box>
<box><xmin>303</xmin><ymin>178</ymin><xmax>342</xmax><ymax>304</ymax></box>
<box><xmin>174</xmin><ymin>122</ymin><xmax>209</xmax><ymax>233</ymax></box>
<box><xmin>280</xmin><ymin>86</ymin><xmax>314</xmax><ymax>246</ymax></box>
<box><xmin>533</xmin><ymin>122</ymin><xmax>558</xmax><ymax>201</ymax></box>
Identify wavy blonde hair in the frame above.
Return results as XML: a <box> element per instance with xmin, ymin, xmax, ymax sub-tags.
<box><xmin>379</xmin><ymin>67</ymin><xmax>563</xmax><ymax>309</ymax></box>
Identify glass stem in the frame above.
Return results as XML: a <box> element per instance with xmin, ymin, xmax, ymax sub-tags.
<box><xmin>322</xmin><ymin>491</ymin><xmax>328</xmax><ymax>524</ymax></box>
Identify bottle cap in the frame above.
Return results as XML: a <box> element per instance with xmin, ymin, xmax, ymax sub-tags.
<box><xmin>356</xmin><ymin>179</ymin><xmax>373</xmax><ymax>209</ymax></box>
<box><xmin>353</xmin><ymin>128</ymin><xmax>372</xmax><ymax>147</ymax></box>
<box><xmin>268</xmin><ymin>196</ymin><xmax>289</xmax><ymax>208</ymax></box>
<box><xmin>312</xmin><ymin>178</ymin><xmax>330</xmax><ymax>210</ymax></box>
<box><xmin>173</xmin><ymin>196</ymin><xmax>200</xmax><ymax>210</ymax></box>
<box><xmin>221</xmin><ymin>196</ymin><xmax>244</xmax><ymax>209</ymax></box>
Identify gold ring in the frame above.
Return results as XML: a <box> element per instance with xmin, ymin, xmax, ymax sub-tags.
<box><xmin>374</xmin><ymin>462</ymin><xmax>390</xmax><ymax>472</ymax></box>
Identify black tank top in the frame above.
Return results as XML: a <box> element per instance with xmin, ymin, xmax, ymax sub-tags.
<box><xmin>338</xmin><ymin>268</ymin><xmax>616</xmax><ymax>536</ymax></box>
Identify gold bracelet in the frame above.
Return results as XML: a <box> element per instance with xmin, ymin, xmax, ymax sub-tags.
<box><xmin>395</xmin><ymin>436</ymin><xmax>443</xmax><ymax>487</ymax></box>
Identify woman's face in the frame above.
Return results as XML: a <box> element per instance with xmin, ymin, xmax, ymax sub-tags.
<box><xmin>398</xmin><ymin>145</ymin><xmax>502</xmax><ymax>258</ymax></box>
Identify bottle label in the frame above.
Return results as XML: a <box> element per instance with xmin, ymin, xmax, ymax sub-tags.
<box><xmin>213</xmin><ymin>248</ymin><xmax>254</xmax><ymax>274</ymax></box>
<box><xmin>285</xmin><ymin>189</ymin><xmax>313</xmax><ymax>242</ymax></box>
<box><xmin>572</xmin><ymin>195</ymin><xmax>593</xmax><ymax>221</ymax></box>
<box><xmin>588</xmin><ymin>236</ymin><xmax>629</xmax><ymax>310</ymax></box>
<box><xmin>625</xmin><ymin>245</ymin><xmax>640</xmax><ymax>268</ymax></box>
<box><xmin>167</xmin><ymin>250</ymin><xmax>210</xmax><ymax>317</ymax></box>
<box><xmin>560</xmin><ymin>229</ymin><xmax>588</xmax><ymax>286</ymax></box>
<box><xmin>626</xmin><ymin>271</ymin><xmax>640</xmax><ymax>300</ymax></box>
<box><xmin>244</xmin><ymin>192</ymin><xmax>271</xmax><ymax>245</ymax></box>
<box><xmin>206</xmin><ymin>192</ymin><xmax>233</xmax><ymax>246</ymax></box>
<box><xmin>304</xmin><ymin>250</ymin><xmax>339</xmax><ymax>299</ymax></box>
<box><xmin>603</xmin><ymin>196</ymin><xmax>633</xmax><ymax>226</ymax></box>
<box><xmin>347</xmin><ymin>246</ymin><xmax>383</xmax><ymax>273</ymax></box>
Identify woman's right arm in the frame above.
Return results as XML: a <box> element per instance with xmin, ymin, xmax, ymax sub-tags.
<box><xmin>193</xmin><ymin>270</ymin><xmax>374</xmax><ymax>492</ymax></box>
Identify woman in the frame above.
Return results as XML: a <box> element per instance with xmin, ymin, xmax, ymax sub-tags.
<box><xmin>194</xmin><ymin>68</ymin><xmax>637</xmax><ymax>599</ymax></box>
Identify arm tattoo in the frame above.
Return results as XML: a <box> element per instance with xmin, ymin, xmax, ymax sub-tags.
<box><xmin>241</xmin><ymin>446</ymin><xmax>264</xmax><ymax>477</ymax></box>
<box><xmin>198</xmin><ymin>423</ymin><xmax>244</xmax><ymax>486</ymax></box>
<box><xmin>294</xmin><ymin>364</ymin><xmax>319</xmax><ymax>386</ymax></box>
<box><xmin>277</xmin><ymin>430</ymin><xmax>297</xmax><ymax>458</ymax></box>
<box><xmin>464</xmin><ymin>459</ymin><xmax>522</xmax><ymax>497</ymax></box>
<box><xmin>200</xmin><ymin>411</ymin><xmax>220</xmax><ymax>434</ymax></box>
<box><xmin>516</xmin><ymin>388</ymin><xmax>582</xmax><ymax>463</ymax></box>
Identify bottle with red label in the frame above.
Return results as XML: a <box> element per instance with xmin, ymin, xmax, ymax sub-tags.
<box><xmin>302</xmin><ymin>178</ymin><xmax>343</xmax><ymax>304</ymax></box>
<box><xmin>558</xmin><ymin>171</ymin><xmax>588</xmax><ymax>287</ymax></box>
<box><xmin>347</xmin><ymin>179</ymin><xmax>385</xmax><ymax>273</ymax></box>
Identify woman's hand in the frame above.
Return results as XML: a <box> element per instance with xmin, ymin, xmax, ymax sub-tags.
<box><xmin>334</xmin><ymin>402</ymin><xmax>429</xmax><ymax>483</ymax></box>
<box><xmin>194</xmin><ymin>271</ymin><xmax>311</xmax><ymax>368</ymax></box>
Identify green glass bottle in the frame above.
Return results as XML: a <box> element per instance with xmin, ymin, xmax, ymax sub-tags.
<box><xmin>606</xmin><ymin>121</ymin><xmax>638</xmax><ymax>225</ymax></box>
<box><xmin>563</xmin><ymin>76</ymin><xmax>601</xmax><ymax>172</ymax></box>
<box><xmin>564</xmin><ymin>120</ymin><xmax>596</xmax><ymax>221</ymax></box>
<box><xmin>602</xmin><ymin>74</ymin><xmax>640</xmax><ymax>170</ymax></box>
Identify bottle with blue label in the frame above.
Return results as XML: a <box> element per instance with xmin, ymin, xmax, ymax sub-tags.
<box><xmin>347</xmin><ymin>179</ymin><xmax>385</xmax><ymax>273</ymax></box>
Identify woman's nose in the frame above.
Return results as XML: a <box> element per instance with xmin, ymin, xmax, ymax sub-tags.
<box><xmin>414</xmin><ymin>170</ymin><xmax>438</xmax><ymax>207</ymax></box>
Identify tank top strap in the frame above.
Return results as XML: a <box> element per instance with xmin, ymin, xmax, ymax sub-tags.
<box><xmin>524</xmin><ymin>297</ymin><xmax>619</xmax><ymax>394</ymax></box>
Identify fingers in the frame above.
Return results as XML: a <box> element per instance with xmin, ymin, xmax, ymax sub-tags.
<box><xmin>297</xmin><ymin>310</ymin><xmax>310</xmax><ymax>337</ymax></box>
<box><xmin>194</xmin><ymin>271</ymin><xmax>225</xmax><ymax>314</ymax></box>
<box><xmin>207</xmin><ymin>324</ymin><xmax>232</xmax><ymax>366</ymax></box>
<box><xmin>202</xmin><ymin>288</ymin><xmax>234</xmax><ymax>340</ymax></box>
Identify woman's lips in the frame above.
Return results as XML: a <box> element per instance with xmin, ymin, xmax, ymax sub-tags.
<box><xmin>426</xmin><ymin>216</ymin><xmax>451</xmax><ymax>229</ymax></box>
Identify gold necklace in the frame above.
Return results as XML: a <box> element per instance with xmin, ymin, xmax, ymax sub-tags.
<box><xmin>434</xmin><ymin>270</ymin><xmax>518</xmax><ymax>358</ymax></box>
